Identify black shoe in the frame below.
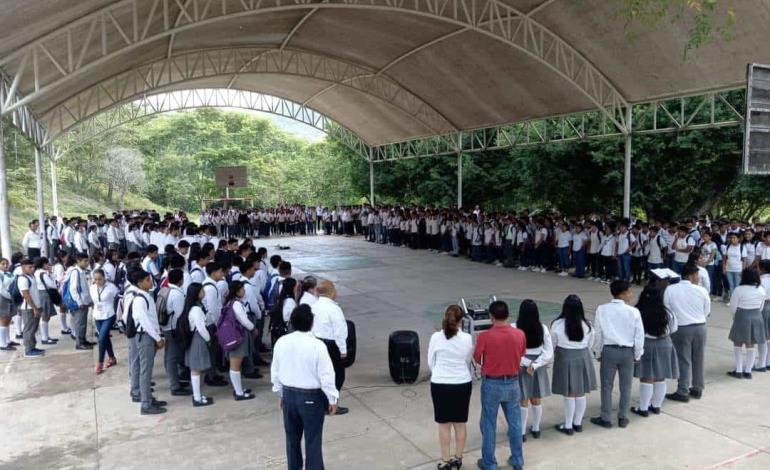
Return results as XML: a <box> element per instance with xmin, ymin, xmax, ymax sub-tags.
<box><xmin>255</xmin><ymin>358</ymin><xmax>270</xmax><ymax>366</ymax></box>
<box><xmin>333</xmin><ymin>406</ymin><xmax>349</xmax><ymax>415</ymax></box>
<box><xmin>529</xmin><ymin>429</ymin><xmax>541</xmax><ymax>439</ymax></box>
<box><xmin>258</xmin><ymin>344</ymin><xmax>271</xmax><ymax>353</ymax></box>
<box><xmin>555</xmin><ymin>424</ymin><xmax>574</xmax><ymax>436</ymax></box>
<box><xmin>171</xmin><ymin>388</ymin><xmax>192</xmax><ymax>396</ymax></box>
<box><xmin>743</xmin><ymin>372</ymin><xmax>753</xmax><ymax>379</ymax></box>
<box><xmin>8</xmin><ymin>341</ymin><xmax>19</xmax><ymax>347</ymax></box>
<box><xmin>60</xmin><ymin>329</ymin><xmax>72</xmax><ymax>335</ymax></box>
<box><xmin>521</xmin><ymin>434</ymin><xmax>526</xmax><ymax>443</ymax></box>
<box><xmin>242</xmin><ymin>371</ymin><xmax>263</xmax><ymax>379</ymax></box>
<box><xmin>448</xmin><ymin>457</ymin><xmax>463</xmax><ymax>469</ymax></box>
<box><xmin>15</xmin><ymin>334</ymin><xmax>22</xmax><ymax>340</ymax></box>
<box><xmin>192</xmin><ymin>397</ymin><xmax>214</xmax><ymax>407</ymax></box>
<box><xmin>752</xmin><ymin>367</ymin><xmax>767</xmax><ymax>372</ymax></box>
<box><xmin>688</xmin><ymin>388</ymin><xmax>702</xmax><ymax>399</ymax></box>
<box><xmin>233</xmin><ymin>391</ymin><xmax>255</xmax><ymax>401</ymax></box>
<box><xmin>630</xmin><ymin>407</ymin><xmax>649</xmax><ymax>418</ymax></box>
<box><xmin>41</xmin><ymin>339</ymin><xmax>58</xmax><ymax>345</ymax></box>
<box><xmin>75</xmin><ymin>344</ymin><xmax>93</xmax><ymax>350</ymax></box>
<box><xmin>649</xmin><ymin>407</ymin><xmax>661</xmax><ymax>415</ymax></box>
<box><xmin>726</xmin><ymin>370</ymin><xmax>743</xmax><ymax>379</ymax></box>
<box><xmin>590</xmin><ymin>417</ymin><xmax>612</xmax><ymax>429</ymax></box>
<box><xmin>618</xmin><ymin>418</ymin><xmax>629</xmax><ymax>428</ymax></box>
<box><xmin>666</xmin><ymin>392</ymin><xmax>690</xmax><ymax>403</ymax></box>
<box><xmin>573</xmin><ymin>424</ymin><xmax>583</xmax><ymax>433</ymax></box>
<box><xmin>84</xmin><ymin>340</ymin><xmax>97</xmax><ymax>346</ymax></box>
<box><xmin>152</xmin><ymin>398</ymin><xmax>168</xmax><ymax>407</ymax></box>
<box><xmin>0</xmin><ymin>345</ymin><xmax>16</xmax><ymax>351</ymax></box>
<box><xmin>140</xmin><ymin>405</ymin><xmax>167</xmax><ymax>415</ymax></box>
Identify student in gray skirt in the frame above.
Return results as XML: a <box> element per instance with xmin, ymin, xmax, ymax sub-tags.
<box><xmin>183</xmin><ymin>283</ymin><xmax>215</xmax><ymax>407</ymax></box>
<box><xmin>727</xmin><ymin>268</ymin><xmax>767</xmax><ymax>379</ymax></box>
<box><xmin>514</xmin><ymin>300</ymin><xmax>553</xmax><ymax>440</ymax></box>
<box><xmin>631</xmin><ymin>285</ymin><xmax>678</xmax><ymax>417</ymax></box>
<box><xmin>224</xmin><ymin>281</ymin><xmax>257</xmax><ymax>401</ymax></box>
<box><xmin>551</xmin><ymin>295</ymin><xmax>596</xmax><ymax>436</ymax></box>
<box><xmin>757</xmin><ymin>260</ymin><xmax>770</xmax><ymax>371</ymax></box>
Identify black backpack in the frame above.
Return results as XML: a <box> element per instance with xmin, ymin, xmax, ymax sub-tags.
<box><xmin>175</xmin><ymin>306</ymin><xmax>195</xmax><ymax>350</ymax></box>
<box><xmin>269</xmin><ymin>302</ymin><xmax>288</xmax><ymax>346</ymax></box>
<box><xmin>124</xmin><ymin>292</ymin><xmax>149</xmax><ymax>339</ymax></box>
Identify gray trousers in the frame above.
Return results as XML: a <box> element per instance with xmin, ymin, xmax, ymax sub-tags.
<box><xmin>72</xmin><ymin>307</ymin><xmax>89</xmax><ymax>345</ymax></box>
<box><xmin>129</xmin><ymin>333</ymin><xmax>157</xmax><ymax>407</ymax></box>
<box><xmin>163</xmin><ymin>331</ymin><xmax>184</xmax><ymax>391</ymax></box>
<box><xmin>671</xmin><ymin>324</ymin><xmax>707</xmax><ymax>395</ymax></box>
<box><xmin>21</xmin><ymin>309</ymin><xmax>39</xmax><ymax>353</ymax></box>
<box><xmin>599</xmin><ymin>346</ymin><xmax>634</xmax><ymax>421</ymax></box>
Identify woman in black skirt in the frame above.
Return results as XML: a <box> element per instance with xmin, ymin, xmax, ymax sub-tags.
<box><xmin>631</xmin><ymin>285</ymin><xmax>679</xmax><ymax>417</ymax></box>
<box><xmin>427</xmin><ymin>305</ymin><xmax>473</xmax><ymax>470</ymax></box>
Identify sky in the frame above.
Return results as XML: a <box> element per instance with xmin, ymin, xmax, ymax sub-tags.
<box><xmin>244</xmin><ymin>110</ymin><xmax>326</xmax><ymax>143</ymax></box>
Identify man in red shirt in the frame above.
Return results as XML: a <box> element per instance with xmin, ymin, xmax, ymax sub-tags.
<box><xmin>473</xmin><ymin>301</ymin><xmax>527</xmax><ymax>470</ymax></box>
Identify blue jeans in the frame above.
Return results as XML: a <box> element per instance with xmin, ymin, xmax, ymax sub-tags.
<box><xmin>480</xmin><ymin>377</ymin><xmax>523</xmax><ymax>469</ymax></box>
<box><xmin>283</xmin><ymin>388</ymin><xmax>327</xmax><ymax>470</ymax></box>
<box><xmin>573</xmin><ymin>249</ymin><xmax>586</xmax><ymax>277</ymax></box>
<box><xmin>618</xmin><ymin>252</ymin><xmax>631</xmax><ymax>281</ymax></box>
<box><xmin>558</xmin><ymin>247</ymin><xmax>570</xmax><ymax>271</ymax></box>
<box><xmin>95</xmin><ymin>316</ymin><xmax>116</xmax><ymax>363</ymax></box>
<box><xmin>726</xmin><ymin>271</ymin><xmax>742</xmax><ymax>297</ymax></box>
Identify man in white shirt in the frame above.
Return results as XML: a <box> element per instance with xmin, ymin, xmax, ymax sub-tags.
<box><xmin>126</xmin><ymin>269</ymin><xmax>167</xmax><ymax>415</ymax></box>
<box><xmin>311</xmin><ymin>280</ymin><xmax>349</xmax><ymax>415</ymax></box>
<box><xmin>18</xmin><ymin>259</ymin><xmax>44</xmax><ymax>357</ymax></box>
<box><xmin>22</xmin><ymin>220</ymin><xmax>44</xmax><ymax>259</ymax></box>
<box><xmin>163</xmin><ymin>269</ymin><xmax>191</xmax><ymax>396</ymax></box>
<box><xmin>69</xmin><ymin>253</ymin><xmax>94</xmax><ymax>350</ymax></box>
<box><xmin>272</xmin><ymin>305</ymin><xmax>338</xmax><ymax>470</ymax></box>
<box><xmin>202</xmin><ymin>262</ymin><xmax>228</xmax><ymax>386</ymax></box>
<box><xmin>664</xmin><ymin>264</ymin><xmax>711</xmax><ymax>402</ymax></box>
<box><xmin>590</xmin><ymin>280</ymin><xmax>645</xmax><ymax>429</ymax></box>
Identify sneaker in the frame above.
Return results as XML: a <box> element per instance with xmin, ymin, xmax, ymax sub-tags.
<box><xmin>25</xmin><ymin>349</ymin><xmax>45</xmax><ymax>358</ymax></box>
<box><xmin>15</xmin><ymin>334</ymin><xmax>22</xmax><ymax>340</ymax></box>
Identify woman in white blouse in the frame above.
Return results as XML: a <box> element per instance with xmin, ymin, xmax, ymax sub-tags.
<box><xmin>299</xmin><ymin>276</ymin><xmax>318</xmax><ymax>306</ymax></box>
<box><xmin>427</xmin><ymin>305</ymin><xmax>473</xmax><ymax>470</ymax></box>
<box><xmin>224</xmin><ymin>281</ymin><xmax>257</xmax><ymax>401</ymax></box>
<box><xmin>514</xmin><ymin>300</ymin><xmax>553</xmax><ymax>441</ymax></box>
<box><xmin>89</xmin><ymin>268</ymin><xmax>119</xmax><ymax>374</ymax></box>
<box><xmin>550</xmin><ymin>295</ymin><xmax>596</xmax><ymax>435</ymax></box>
<box><xmin>727</xmin><ymin>268</ymin><xmax>767</xmax><ymax>379</ymax></box>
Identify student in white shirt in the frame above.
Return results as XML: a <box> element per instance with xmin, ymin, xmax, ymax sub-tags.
<box><xmin>270</xmin><ymin>278</ymin><xmax>297</xmax><ymax>342</ymax></box>
<box><xmin>271</xmin><ymin>304</ymin><xmax>338</xmax><ymax>470</ymax></box>
<box><xmin>672</xmin><ymin>226</ymin><xmax>695</xmax><ymax>274</ymax></box>
<box><xmin>726</xmin><ymin>268</ymin><xmax>767</xmax><ymax>379</ymax></box>
<box><xmin>223</xmin><ymin>281</ymin><xmax>257</xmax><ymax>401</ymax></box>
<box><xmin>556</xmin><ymin>222</ymin><xmax>572</xmax><ymax>276</ymax></box>
<box><xmin>428</xmin><ymin>305</ymin><xmax>473</xmax><ymax>470</ymax></box>
<box><xmin>299</xmin><ymin>276</ymin><xmax>319</xmax><ymax>306</ymax></box>
<box><xmin>162</xmin><ymin>269</ymin><xmax>191</xmax><ymax>395</ymax></box>
<box><xmin>551</xmin><ymin>295</ymin><xmax>596</xmax><ymax>435</ymax></box>
<box><xmin>22</xmin><ymin>220</ymin><xmax>44</xmax><ymax>259</ymax></box>
<box><xmin>69</xmin><ymin>253</ymin><xmax>94</xmax><ymax>350</ymax></box>
<box><xmin>723</xmin><ymin>233</ymin><xmax>745</xmax><ymax>299</ymax></box>
<box><xmin>17</xmin><ymin>259</ymin><xmax>44</xmax><ymax>357</ymax></box>
<box><xmin>514</xmin><ymin>300</ymin><xmax>553</xmax><ymax>440</ymax></box>
<box><xmin>590</xmin><ymin>280</ymin><xmax>645</xmax><ymax>429</ymax></box>
<box><xmin>311</xmin><ymin>280</ymin><xmax>349</xmax><ymax>415</ymax></box>
<box><xmin>757</xmin><ymin>260</ymin><xmax>770</xmax><ymax>371</ymax></box>
<box><xmin>183</xmin><ymin>283</ymin><xmax>214</xmax><ymax>407</ymax></box>
<box><xmin>34</xmin><ymin>257</ymin><xmax>58</xmax><ymax>345</ymax></box>
<box><xmin>571</xmin><ymin>224</ymin><xmax>588</xmax><ymax>279</ymax></box>
<box><xmin>631</xmin><ymin>286</ymin><xmax>678</xmax><ymax>417</ymax></box>
<box><xmin>90</xmin><ymin>269</ymin><xmax>119</xmax><ymax>374</ymax></box>
<box><xmin>0</xmin><ymin>258</ymin><xmax>17</xmax><ymax>351</ymax></box>
<box><xmin>599</xmin><ymin>224</ymin><xmax>616</xmax><ymax>283</ymax></box>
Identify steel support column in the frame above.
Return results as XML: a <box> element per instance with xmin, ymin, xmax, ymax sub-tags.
<box><xmin>0</xmin><ymin>119</ymin><xmax>10</xmax><ymax>258</ymax></box>
<box><xmin>623</xmin><ymin>107</ymin><xmax>633</xmax><ymax>218</ymax></box>
<box><xmin>369</xmin><ymin>156</ymin><xmax>375</xmax><ymax>205</ymax></box>
<box><xmin>34</xmin><ymin>147</ymin><xmax>47</xmax><ymax>257</ymax></box>
<box><xmin>457</xmin><ymin>152</ymin><xmax>463</xmax><ymax>209</ymax></box>
<box><xmin>50</xmin><ymin>158</ymin><xmax>59</xmax><ymax>216</ymax></box>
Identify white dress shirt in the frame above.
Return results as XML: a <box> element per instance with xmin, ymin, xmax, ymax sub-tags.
<box><xmin>127</xmin><ymin>287</ymin><xmax>161</xmax><ymax>341</ymax></box>
<box><xmin>299</xmin><ymin>292</ymin><xmax>318</xmax><ymax>306</ymax></box>
<box><xmin>90</xmin><ymin>282</ymin><xmax>119</xmax><ymax>320</ymax></box>
<box><xmin>761</xmin><ymin>274</ymin><xmax>770</xmax><ymax>302</ymax></box>
<box><xmin>592</xmin><ymin>299</ymin><xmax>645</xmax><ymax>361</ymax></box>
<box><xmin>233</xmin><ymin>300</ymin><xmax>255</xmax><ymax>330</ymax></box>
<box><xmin>311</xmin><ymin>296</ymin><xmax>348</xmax><ymax>354</ymax></box>
<box><xmin>202</xmin><ymin>277</ymin><xmax>223</xmax><ymax>325</ymax></box>
<box><xmin>271</xmin><ymin>331</ymin><xmax>339</xmax><ymax>405</ymax></box>
<box><xmin>427</xmin><ymin>330</ymin><xmax>473</xmax><ymax>384</ymax></box>
<box><xmin>550</xmin><ymin>319</ymin><xmax>595</xmax><ymax>350</ymax></box>
<box><xmin>68</xmin><ymin>267</ymin><xmax>93</xmax><ymax>307</ymax></box>
<box><xmin>17</xmin><ymin>274</ymin><xmax>40</xmax><ymax>310</ymax></box>
<box><xmin>22</xmin><ymin>230</ymin><xmax>43</xmax><ymax>250</ymax></box>
<box><xmin>729</xmin><ymin>285</ymin><xmax>766</xmax><ymax>314</ymax></box>
<box><xmin>282</xmin><ymin>298</ymin><xmax>297</xmax><ymax>323</ymax></box>
<box><xmin>188</xmin><ymin>305</ymin><xmax>210</xmax><ymax>342</ymax></box>
<box><xmin>663</xmin><ymin>280</ymin><xmax>711</xmax><ymax>326</ymax></box>
<box><xmin>164</xmin><ymin>285</ymin><xmax>186</xmax><ymax>331</ymax></box>
<box><xmin>512</xmin><ymin>322</ymin><xmax>554</xmax><ymax>370</ymax></box>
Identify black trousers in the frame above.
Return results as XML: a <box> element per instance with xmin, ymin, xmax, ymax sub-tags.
<box><xmin>321</xmin><ymin>339</ymin><xmax>345</xmax><ymax>392</ymax></box>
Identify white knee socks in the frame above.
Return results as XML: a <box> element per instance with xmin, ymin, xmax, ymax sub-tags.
<box><xmin>734</xmin><ymin>347</ymin><xmax>744</xmax><ymax>373</ymax></box>
<box><xmin>563</xmin><ymin>398</ymin><xmax>575</xmax><ymax>429</ymax></box>
<box><xmin>638</xmin><ymin>383</ymin><xmax>653</xmax><ymax>411</ymax></box>
<box><xmin>60</xmin><ymin>312</ymin><xmax>69</xmax><ymax>331</ymax></box>
<box><xmin>531</xmin><ymin>405</ymin><xmax>543</xmax><ymax>432</ymax></box>
<box><xmin>40</xmin><ymin>321</ymin><xmax>49</xmax><ymax>341</ymax></box>
<box><xmin>519</xmin><ymin>406</ymin><xmax>529</xmax><ymax>435</ymax></box>
<box><xmin>13</xmin><ymin>317</ymin><xmax>22</xmax><ymax>336</ymax></box>
<box><xmin>651</xmin><ymin>382</ymin><xmax>667</xmax><ymax>409</ymax></box>
<box><xmin>574</xmin><ymin>396</ymin><xmax>587</xmax><ymax>426</ymax></box>
<box><xmin>191</xmin><ymin>375</ymin><xmax>202</xmax><ymax>401</ymax></box>
<box><xmin>757</xmin><ymin>341</ymin><xmax>768</xmax><ymax>369</ymax></box>
<box><xmin>230</xmin><ymin>370</ymin><xmax>243</xmax><ymax>395</ymax></box>
<box><xmin>0</xmin><ymin>326</ymin><xmax>8</xmax><ymax>347</ymax></box>
<box><xmin>745</xmin><ymin>348</ymin><xmax>756</xmax><ymax>373</ymax></box>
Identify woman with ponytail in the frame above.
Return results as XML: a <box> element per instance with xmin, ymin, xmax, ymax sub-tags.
<box><xmin>428</xmin><ymin>305</ymin><xmax>473</xmax><ymax>470</ymax></box>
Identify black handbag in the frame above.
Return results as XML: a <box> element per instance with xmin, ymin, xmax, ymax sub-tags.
<box><xmin>47</xmin><ymin>288</ymin><xmax>62</xmax><ymax>306</ymax></box>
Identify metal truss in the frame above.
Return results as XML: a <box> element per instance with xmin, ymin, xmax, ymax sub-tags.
<box><xmin>41</xmin><ymin>48</ymin><xmax>455</xmax><ymax>140</ymax></box>
<box><xmin>0</xmin><ymin>73</ymin><xmax>52</xmax><ymax>154</ymax></box>
<box><xmin>53</xmin><ymin>89</ymin><xmax>370</xmax><ymax>160</ymax></box>
<box><xmin>0</xmin><ymin>0</ymin><xmax>629</xmax><ymax>131</ymax></box>
<box><xmin>370</xmin><ymin>88</ymin><xmax>746</xmax><ymax>162</ymax></box>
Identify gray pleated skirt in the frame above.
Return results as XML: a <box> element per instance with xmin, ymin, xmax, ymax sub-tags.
<box><xmin>185</xmin><ymin>333</ymin><xmax>211</xmax><ymax>371</ymax></box>
<box><xmin>728</xmin><ymin>308</ymin><xmax>765</xmax><ymax>345</ymax></box>
<box><xmin>634</xmin><ymin>336</ymin><xmax>679</xmax><ymax>379</ymax></box>
<box><xmin>551</xmin><ymin>347</ymin><xmax>597</xmax><ymax>396</ymax></box>
<box><xmin>519</xmin><ymin>353</ymin><xmax>551</xmax><ymax>400</ymax></box>
<box><xmin>0</xmin><ymin>296</ymin><xmax>11</xmax><ymax>318</ymax></box>
<box><xmin>38</xmin><ymin>292</ymin><xmax>57</xmax><ymax>321</ymax></box>
<box><xmin>226</xmin><ymin>334</ymin><xmax>249</xmax><ymax>359</ymax></box>
<box><xmin>762</xmin><ymin>304</ymin><xmax>770</xmax><ymax>339</ymax></box>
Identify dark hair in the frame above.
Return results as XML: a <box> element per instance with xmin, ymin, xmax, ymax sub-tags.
<box><xmin>290</xmin><ymin>304</ymin><xmax>314</xmax><ymax>332</ymax></box>
<box><xmin>488</xmin><ymin>300</ymin><xmax>509</xmax><ymax>320</ymax></box>
<box><xmin>301</xmin><ymin>275</ymin><xmax>318</xmax><ymax>294</ymax></box>
<box><xmin>635</xmin><ymin>286</ymin><xmax>668</xmax><ymax>338</ymax></box>
<box><xmin>177</xmin><ymin>239</ymin><xmax>190</xmax><ymax>249</ymax></box>
<box><xmin>516</xmin><ymin>299</ymin><xmax>544</xmax><ymax>349</ymax></box>
<box><xmin>681</xmin><ymin>263</ymin><xmax>699</xmax><ymax>280</ymax></box>
<box><xmin>92</xmin><ymin>268</ymin><xmax>106</xmax><ymax>279</ymax></box>
<box><xmin>168</xmin><ymin>269</ymin><xmax>184</xmax><ymax>285</ymax></box>
<box><xmin>610</xmin><ymin>279</ymin><xmax>630</xmax><ymax>298</ymax></box>
<box><xmin>127</xmin><ymin>269</ymin><xmax>150</xmax><ymax>286</ymax></box>
<box><xmin>442</xmin><ymin>305</ymin><xmax>464</xmax><ymax>339</ymax></box>
<box><xmin>278</xmin><ymin>261</ymin><xmax>292</xmax><ymax>276</ymax></box>
<box><xmin>20</xmin><ymin>258</ymin><xmax>34</xmax><ymax>266</ymax></box>
<box><xmin>205</xmin><ymin>261</ymin><xmax>223</xmax><ymax>276</ymax></box>
<box><xmin>553</xmin><ymin>294</ymin><xmax>590</xmax><ymax>342</ymax></box>
<box><xmin>169</xmin><ymin>254</ymin><xmax>186</xmax><ymax>270</ymax></box>
<box><xmin>270</xmin><ymin>254</ymin><xmax>282</xmax><ymax>268</ymax></box>
<box><xmin>182</xmin><ymin>283</ymin><xmax>204</xmax><ymax>318</ymax></box>
<box><xmin>75</xmin><ymin>253</ymin><xmax>89</xmax><ymax>262</ymax></box>
<box><xmin>226</xmin><ymin>280</ymin><xmax>245</xmax><ymax>304</ymax></box>
<box><xmin>740</xmin><ymin>268</ymin><xmax>761</xmax><ymax>287</ymax></box>
<box><xmin>33</xmin><ymin>257</ymin><xmax>48</xmax><ymax>269</ymax></box>
<box><xmin>240</xmin><ymin>258</ymin><xmax>256</xmax><ymax>274</ymax></box>
<box><xmin>146</xmin><ymin>244</ymin><xmax>158</xmax><ymax>254</ymax></box>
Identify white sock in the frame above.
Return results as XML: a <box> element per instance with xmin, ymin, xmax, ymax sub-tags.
<box><xmin>745</xmin><ymin>348</ymin><xmax>756</xmax><ymax>373</ymax></box>
<box><xmin>519</xmin><ymin>406</ymin><xmax>529</xmax><ymax>435</ymax></box>
<box><xmin>757</xmin><ymin>342</ymin><xmax>768</xmax><ymax>369</ymax></box>
<box><xmin>230</xmin><ymin>370</ymin><xmax>243</xmax><ymax>395</ymax></box>
<box><xmin>562</xmin><ymin>398</ymin><xmax>575</xmax><ymax>429</ymax></box>
<box><xmin>14</xmin><ymin>317</ymin><xmax>22</xmax><ymax>336</ymax></box>
<box><xmin>60</xmin><ymin>312</ymin><xmax>69</xmax><ymax>330</ymax></box>
<box><xmin>574</xmin><ymin>396</ymin><xmax>587</xmax><ymax>426</ymax></box>
<box><xmin>734</xmin><ymin>347</ymin><xmax>744</xmax><ymax>373</ymax></box>
<box><xmin>531</xmin><ymin>404</ymin><xmax>543</xmax><ymax>432</ymax></box>
<box><xmin>651</xmin><ymin>382</ymin><xmax>667</xmax><ymax>408</ymax></box>
<box><xmin>40</xmin><ymin>321</ymin><xmax>49</xmax><ymax>341</ymax></box>
<box><xmin>191</xmin><ymin>375</ymin><xmax>202</xmax><ymax>401</ymax></box>
<box><xmin>638</xmin><ymin>383</ymin><xmax>653</xmax><ymax>411</ymax></box>
<box><xmin>0</xmin><ymin>326</ymin><xmax>8</xmax><ymax>347</ymax></box>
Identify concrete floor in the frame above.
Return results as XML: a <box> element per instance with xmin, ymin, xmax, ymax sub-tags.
<box><xmin>2</xmin><ymin>235</ymin><xmax>770</xmax><ymax>470</ymax></box>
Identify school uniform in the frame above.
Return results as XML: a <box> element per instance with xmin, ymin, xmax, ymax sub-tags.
<box><xmin>762</xmin><ymin>274</ymin><xmax>770</xmax><ymax>340</ymax></box>
<box><xmin>311</xmin><ymin>296</ymin><xmax>348</xmax><ymax>393</ymax></box>
<box><xmin>588</xmin><ymin>230</ymin><xmax>602</xmax><ymax>278</ymax></box>
<box><xmin>728</xmin><ymin>285</ymin><xmax>766</xmax><ymax>346</ymax></box>
<box><xmin>551</xmin><ymin>319</ymin><xmax>597</xmax><ymax>396</ymax></box>
<box><xmin>724</xmin><ymin>244</ymin><xmax>744</xmax><ymax>297</ymax></box>
<box><xmin>22</xmin><ymin>229</ymin><xmax>44</xmax><ymax>259</ymax></box>
<box><xmin>68</xmin><ymin>267</ymin><xmax>93</xmax><ymax>347</ymax></box>
<box><xmin>90</xmin><ymin>281</ymin><xmax>119</xmax><ymax>364</ymax></box>
<box><xmin>672</xmin><ymin>236</ymin><xmax>695</xmax><ymax>274</ymax></box>
<box><xmin>17</xmin><ymin>274</ymin><xmax>42</xmax><ymax>354</ymax></box>
<box><xmin>163</xmin><ymin>285</ymin><xmax>187</xmax><ymax>392</ymax></box>
<box><xmin>126</xmin><ymin>287</ymin><xmax>161</xmax><ymax>410</ymax></box>
<box><xmin>634</xmin><ymin>313</ymin><xmax>679</xmax><ymax>380</ymax></box>
<box><xmin>427</xmin><ymin>330</ymin><xmax>473</xmax><ymax>423</ymax></box>
<box><xmin>664</xmin><ymin>280</ymin><xmax>710</xmax><ymax>396</ymax></box>
<box><xmin>228</xmin><ymin>300</ymin><xmax>255</xmax><ymax>359</ymax></box>
<box><xmin>647</xmin><ymin>234</ymin><xmax>666</xmax><ymax>271</ymax></box>
<box><xmin>599</xmin><ymin>233</ymin><xmax>616</xmax><ymax>280</ymax></box>
<box><xmin>185</xmin><ymin>305</ymin><xmax>212</xmax><ymax>371</ymax></box>
<box><xmin>616</xmin><ymin>231</ymin><xmax>634</xmax><ymax>282</ymax></box>
<box><xmin>571</xmin><ymin>231</ymin><xmax>587</xmax><ymax>278</ymax></box>
<box><xmin>513</xmin><ymin>323</ymin><xmax>553</xmax><ymax>400</ymax></box>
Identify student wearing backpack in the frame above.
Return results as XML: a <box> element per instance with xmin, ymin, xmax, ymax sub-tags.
<box><xmin>17</xmin><ymin>259</ymin><xmax>45</xmax><ymax>357</ymax></box>
<box><xmin>69</xmin><ymin>253</ymin><xmax>94</xmax><ymax>350</ymax></box>
<box><xmin>162</xmin><ymin>269</ymin><xmax>191</xmax><ymax>396</ymax></box>
<box><xmin>90</xmin><ymin>269</ymin><xmax>119</xmax><ymax>374</ymax></box>
<box><xmin>270</xmin><ymin>278</ymin><xmax>297</xmax><ymax>346</ymax></box>
<box><xmin>0</xmin><ymin>258</ymin><xmax>19</xmax><ymax>350</ymax></box>
<box><xmin>222</xmin><ymin>281</ymin><xmax>257</xmax><ymax>401</ymax></box>
<box><xmin>34</xmin><ymin>257</ymin><xmax>59</xmax><ymax>345</ymax></box>
<box><xmin>202</xmin><ymin>262</ymin><xmax>228</xmax><ymax>387</ymax></box>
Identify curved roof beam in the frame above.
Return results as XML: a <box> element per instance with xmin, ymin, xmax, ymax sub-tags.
<box><xmin>1</xmin><ymin>0</ymin><xmax>629</xmax><ymax>132</ymax></box>
<box><xmin>53</xmin><ymin>88</ymin><xmax>371</xmax><ymax>160</ymax></box>
<box><xmin>39</xmin><ymin>47</ymin><xmax>456</xmax><ymax>140</ymax></box>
